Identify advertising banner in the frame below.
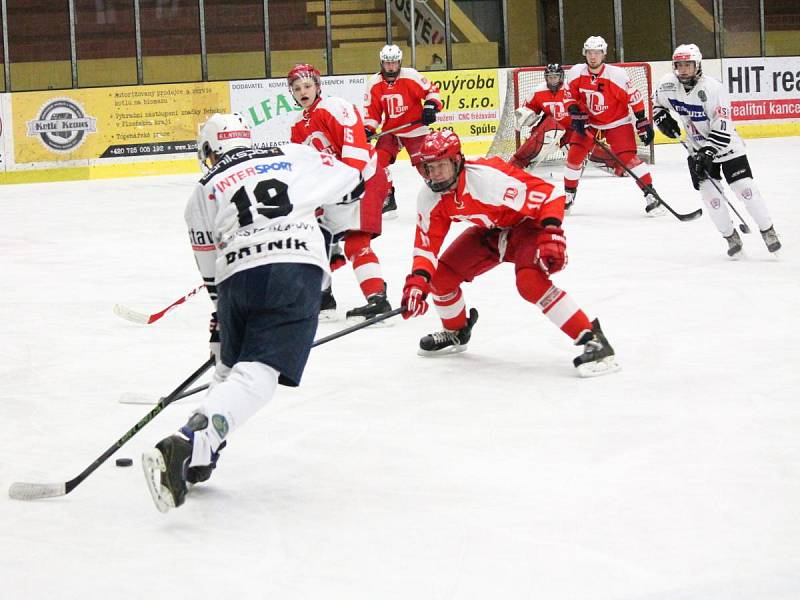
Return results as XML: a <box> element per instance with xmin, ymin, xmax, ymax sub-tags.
<box><xmin>425</xmin><ymin>68</ymin><xmax>500</xmax><ymax>155</ymax></box>
<box><xmin>230</xmin><ymin>75</ymin><xmax>367</xmax><ymax>148</ymax></box>
<box><xmin>722</xmin><ymin>57</ymin><xmax>800</xmax><ymax>123</ymax></box>
<box><xmin>11</xmin><ymin>82</ymin><xmax>230</xmax><ymax>167</ymax></box>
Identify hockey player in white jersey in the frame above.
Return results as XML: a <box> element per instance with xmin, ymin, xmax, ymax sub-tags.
<box><xmin>653</xmin><ymin>44</ymin><xmax>781</xmax><ymax>257</ymax></box>
<box><xmin>142</xmin><ymin>113</ymin><xmax>365</xmax><ymax>512</ymax></box>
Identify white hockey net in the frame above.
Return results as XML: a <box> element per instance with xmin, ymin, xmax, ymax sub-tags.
<box><xmin>487</xmin><ymin>62</ymin><xmax>655</xmax><ymax>167</ymax></box>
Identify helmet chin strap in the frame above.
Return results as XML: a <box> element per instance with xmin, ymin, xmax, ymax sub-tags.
<box><xmin>425</xmin><ymin>157</ymin><xmax>463</xmax><ymax>192</ymax></box>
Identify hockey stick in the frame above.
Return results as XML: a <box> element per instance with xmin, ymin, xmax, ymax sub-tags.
<box><xmin>678</xmin><ymin>140</ymin><xmax>750</xmax><ymax>234</ymax></box>
<box><xmin>10</xmin><ymin>306</ymin><xmax>407</xmax><ymax>499</ymax></box>
<box><xmin>8</xmin><ymin>356</ymin><xmax>215</xmax><ymax>501</ymax></box>
<box><xmin>593</xmin><ymin>138</ymin><xmax>703</xmax><ymax>222</ymax></box>
<box><xmin>113</xmin><ymin>284</ymin><xmax>205</xmax><ymax>325</ymax></box>
<box><xmin>367</xmin><ymin>120</ymin><xmax>424</xmax><ymax>141</ymax></box>
<box><xmin>119</xmin><ymin>306</ymin><xmax>407</xmax><ymax>405</ymax></box>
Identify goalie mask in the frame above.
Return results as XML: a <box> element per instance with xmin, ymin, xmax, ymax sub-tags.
<box><xmin>379</xmin><ymin>44</ymin><xmax>403</xmax><ymax>81</ymax></box>
<box><xmin>197</xmin><ymin>113</ymin><xmax>252</xmax><ymax>170</ymax></box>
<box><xmin>543</xmin><ymin>63</ymin><xmax>564</xmax><ymax>93</ymax></box>
<box><xmin>417</xmin><ymin>130</ymin><xmax>464</xmax><ymax>193</ymax></box>
<box><xmin>672</xmin><ymin>44</ymin><xmax>703</xmax><ymax>87</ymax></box>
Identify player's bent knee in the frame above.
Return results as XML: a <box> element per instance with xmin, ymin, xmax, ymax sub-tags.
<box><xmin>515</xmin><ymin>267</ymin><xmax>551</xmax><ymax>304</ymax></box>
<box><xmin>431</xmin><ymin>262</ymin><xmax>464</xmax><ymax>296</ymax></box>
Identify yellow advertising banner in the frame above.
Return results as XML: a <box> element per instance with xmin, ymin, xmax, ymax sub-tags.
<box><xmin>422</xmin><ymin>68</ymin><xmax>500</xmax><ymax>156</ymax></box>
<box><xmin>12</xmin><ymin>82</ymin><xmax>230</xmax><ymax>165</ymax></box>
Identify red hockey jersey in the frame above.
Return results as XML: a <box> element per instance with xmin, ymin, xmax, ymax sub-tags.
<box><xmin>521</xmin><ymin>84</ymin><xmax>572</xmax><ymax>127</ymax></box>
<box><xmin>565</xmin><ymin>63</ymin><xmax>644</xmax><ymax>130</ymax></box>
<box><xmin>290</xmin><ymin>96</ymin><xmax>378</xmax><ymax>179</ymax></box>
<box><xmin>411</xmin><ymin>157</ymin><xmax>565</xmax><ymax>276</ymax></box>
<box><xmin>363</xmin><ymin>67</ymin><xmax>442</xmax><ymax>138</ymax></box>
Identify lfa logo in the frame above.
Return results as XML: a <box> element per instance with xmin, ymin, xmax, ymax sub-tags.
<box><xmin>27</xmin><ymin>98</ymin><xmax>97</xmax><ymax>152</ymax></box>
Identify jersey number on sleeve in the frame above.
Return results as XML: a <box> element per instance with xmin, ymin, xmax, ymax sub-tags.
<box><xmin>231</xmin><ymin>179</ymin><xmax>293</xmax><ymax>226</ymax></box>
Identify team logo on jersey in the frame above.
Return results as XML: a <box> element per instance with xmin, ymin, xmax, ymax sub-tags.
<box><xmin>320</xmin><ymin>154</ymin><xmax>334</xmax><ymax>166</ymax></box>
<box><xmin>27</xmin><ymin>98</ymin><xmax>97</xmax><ymax>152</ymax></box>
<box><xmin>661</xmin><ymin>82</ymin><xmax>677</xmax><ymax>91</ymax></box>
<box><xmin>579</xmin><ymin>90</ymin><xmax>608</xmax><ymax>114</ymax></box>
<box><xmin>715</xmin><ymin>106</ymin><xmax>729</xmax><ymax>119</ymax></box>
<box><xmin>698</xmin><ymin>90</ymin><xmax>707</xmax><ymax>102</ymax></box>
<box><xmin>504</xmin><ymin>188</ymin><xmax>519</xmax><ymax>203</ymax></box>
<box><xmin>382</xmin><ymin>94</ymin><xmax>408</xmax><ymax>119</ymax></box>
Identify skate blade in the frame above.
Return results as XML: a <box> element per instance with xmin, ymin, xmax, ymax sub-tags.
<box><xmin>727</xmin><ymin>249</ymin><xmax>744</xmax><ymax>260</ymax></box>
<box><xmin>318</xmin><ymin>309</ymin><xmax>338</xmax><ymax>322</ymax></box>
<box><xmin>142</xmin><ymin>450</ymin><xmax>175</xmax><ymax>513</ymax></box>
<box><xmin>382</xmin><ymin>210</ymin><xmax>399</xmax><ymax>221</ymax></box>
<box><xmin>576</xmin><ymin>356</ymin><xmax>621</xmax><ymax>378</ymax></box>
<box><xmin>417</xmin><ymin>344</ymin><xmax>468</xmax><ymax>358</ymax></box>
<box><xmin>645</xmin><ymin>206</ymin><xmax>667</xmax><ymax>218</ymax></box>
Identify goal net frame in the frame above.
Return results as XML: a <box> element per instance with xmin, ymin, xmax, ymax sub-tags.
<box><xmin>488</xmin><ymin>62</ymin><xmax>655</xmax><ymax>167</ymax></box>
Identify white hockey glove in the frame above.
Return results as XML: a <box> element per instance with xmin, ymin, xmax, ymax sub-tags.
<box><xmin>514</xmin><ymin>106</ymin><xmax>539</xmax><ymax>132</ymax></box>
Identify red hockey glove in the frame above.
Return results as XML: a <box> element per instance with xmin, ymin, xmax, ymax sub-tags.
<box><xmin>535</xmin><ymin>227</ymin><xmax>568</xmax><ymax>275</ymax></box>
<box><xmin>401</xmin><ymin>273</ymin><xmax>430</xmax><ymax>319</ymax></box>
<box><xmin>634</xmin><ymin>111</ymin><xmax>654</xmax><ymax>145</ymax></box>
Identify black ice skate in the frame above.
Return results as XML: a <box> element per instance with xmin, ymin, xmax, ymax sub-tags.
<box><xmin>319</xmin><ymin>286</ymin><xmax>338</xmax><ymax>321</ymax></box>
<box><xmin>760</xmin><ymin>225</ymin><xmax>781</xmax><ymax>254</ymax></box>
<box><xmin>382</xmin><ymin>187</ymin><xmax>398</xmax><ymax>220</ymax></box>
<box><xmin>573</xmin><ymin>318</ymin><xmax>620</xmax><ymax>377</ymax></box>
<box><xmin>418</xmin><ymin>308</ymin><xmax>479</xmax><ymax>357</ymax></box>
<box><xmin>345</xmin><ymin>286</ymin><xmax>392</xmax><ymax>321</ymax></box>
<box><xmin>644</xmin><ymin>192</ymin><xmax>666</xmax><ymax>217</ymax></box>
<box><xmin>725</xmin><ymin>229</ymin><xmax>743</xmax><ymax>258</ymax></box>
<box><xmin>142</xmin><ymin>432</ymin><xmax>193</xmax><ymax>513</ymax></box>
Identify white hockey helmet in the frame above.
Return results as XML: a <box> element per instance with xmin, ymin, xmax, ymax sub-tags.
<box><xmin>197</xmin><ymin>113</ymin><xmax>252</xmax><ymax>168</ymax></box>
<box><xmin>379</xmin><ymin>44</ymin><xmax>403</xmax><ymax>63</ymax></box>
<box><xmin>672</xmin><ymin>43</ymin><xmax>703</xmax><ymax>84</ymax></box>
<box><xmin>583</xmin><ymin>35</ymin><xmax>608</xmax><ymax>55</ymax></box>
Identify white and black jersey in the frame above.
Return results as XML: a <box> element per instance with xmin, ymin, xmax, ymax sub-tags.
<box><xmin>653</xmin><ymin>73</ymin><xmax>746</xmax><ymax>162</ymax></box>
<box><xmin>185</xmin><ymin>144</ymin><xmax>363</xmax><ymax>299</ymax></box>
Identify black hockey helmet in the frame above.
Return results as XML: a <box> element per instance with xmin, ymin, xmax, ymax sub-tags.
<box><xmin>543</xmin><ymin>63</ymin><xmax>564</xmax><ymax>92</ymax></box>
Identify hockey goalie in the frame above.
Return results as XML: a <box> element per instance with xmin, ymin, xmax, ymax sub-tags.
<box><xmin>510</xmin><ymin>63</ymin><xmax>625</xmax><ymax>177</ymax></box>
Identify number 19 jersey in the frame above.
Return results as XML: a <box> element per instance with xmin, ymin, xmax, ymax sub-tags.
<box><xmin>185</xmin><ymin>144</ymin><xmax>363</xmax><ymax>290</ymax></box>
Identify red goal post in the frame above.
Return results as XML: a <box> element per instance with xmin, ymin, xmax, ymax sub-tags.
<box><xmin>487</xmin><ymin>62</ymin><xmax>655</xmax><ymax>167</ymax></box>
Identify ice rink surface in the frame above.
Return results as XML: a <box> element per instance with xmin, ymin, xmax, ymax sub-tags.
<box><xmin>2</xmin><ymin>137</ymin><xmax>799</xmax><ymax>599</ymax></box>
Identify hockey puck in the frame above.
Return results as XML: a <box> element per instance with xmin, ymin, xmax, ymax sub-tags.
<box><xmin>115</xmin><ymin>458</ymin><xmax>133</xmax><ymax>467</ymax></box>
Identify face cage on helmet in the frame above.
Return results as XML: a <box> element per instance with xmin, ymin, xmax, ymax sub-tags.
<box><xmin>544</xmin><ymin>72</ymin><xmax>563</xmax><ymax>91</ymax></box>
<box><xmin>673</xmin><ymin>61</ymin><xmax>701</xmax><ymax>86</ymax></box>
<box><xmin>418</xmin><ymin>156</ymin><xmax>463</xmax><ymax>192</ymax></box>
<box><xmin>381</xmin><ymin>62</ymin><xmax>401</xmax><ymax>80</ymax></box>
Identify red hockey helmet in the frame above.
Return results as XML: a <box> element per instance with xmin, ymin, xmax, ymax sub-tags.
<box><xmin>417</xmin><ymin>130</ymin><xmax>464</xmax><ymax>192</ymax></box>
<box><xmin>287</xmin><ymin>63</ymin><xmax>321</xmax><ymax>88</ymax></box>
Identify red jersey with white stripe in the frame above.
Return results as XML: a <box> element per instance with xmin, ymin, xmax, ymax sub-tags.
<box><xmin>521</xmin><ymin>84</ymin><xmax>572</xmax><ymax>127</ymax></box>
<box><xmin>565</xmin><ymin>63</ymin><xmax>644</xmax><ymax>130</ymax></box>
<box><xmin>290</xmin><ymin>96</ymin><xmax>377</xmax><ymax>179</ymax></box>
<box><xmin>412</xmin><ymin>157</ymin><xmax>565</xmax><ymax>276</ymax></box>
<box><xmin>363</xmin><ymin>67</ymin><xmax>442</xmax><ymax>137</ymax></box>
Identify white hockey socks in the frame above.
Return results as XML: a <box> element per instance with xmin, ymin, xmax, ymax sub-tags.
<box><xmin>698</xmin><ymin>180</ymin><xmax>735</xmax><ymax>236</ymax></box>
<box><xmin>728</xmin><ymin>177</ymin><xmax>773</xmax><ymax>232</ymax></box>
<box><xmin>189</xmin><ymin>361</ymin><xmax>279</xmax><ymax>467</ymax></box>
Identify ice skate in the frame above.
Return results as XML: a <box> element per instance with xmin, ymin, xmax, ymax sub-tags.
<box><xmin>418</xmin><ymin>308</ymin><xmax>479</xmax><ymax>357</ymax></box>
<box><xmin>319</xmin><ymin>286</ymin><xmax>338</xmax><ymax>321</ymax></box>
<box><xmin>382</xmin><ymin>187</ymin><xmax>398</xmax><ymax>220</ymax></box>
<box><xmin>724</xmin><ymin>229</ymin><xmax>743</xmax><ymax>258</ymax></box>
<box><xmin>142</xmin><ymin>432</ymin><xmax>193</xmax><ymax>513</ymax></box>
<box><xmin>345</xmin><ymin>286</ymin><xmax>392</xmax><ymax>321</ymax></box>
<box><xmin>564</xmin><ymin>187</ymin><xmax>576</xmax><ymax>214</ymax></box>
<box><xmin>573</xmin><ymin>318</ymin><xmax>620</xmax><ymax>377</ymax></box>
<box><xmin>760</xmin><ymin>225</ymin><xmax>781</xmax><ymax>254</ymax></box>
<box><xmin>644</xmin><ymin>192</ymin><xmax>666</xmax><ymax>217</ymax></box>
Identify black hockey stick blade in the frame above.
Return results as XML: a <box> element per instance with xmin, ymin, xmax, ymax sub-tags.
<box><xmin>593</xmin><ymin>138</ymin><xmax>702</xmax><ymax>222</ymax></box>
<box><xmin>8</xmin><ymin>356</ymin><xmax>215</xmax><ymax>501</ymax></box>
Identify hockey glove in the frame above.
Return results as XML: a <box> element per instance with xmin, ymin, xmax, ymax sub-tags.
<box><xmin>514</xmin><ymin>106</ymin><xmax>539</xmax><ymax>131</ymax></box>
<box><xmin>401</xmin><ymin>272</ymin><xmax>430</xmax><ymax>319</ymax></box>
<box><xmin>535</xmin><ymin>226</ymin><xmax>568</xmax><ymax>275</ymax></box>
<box><xmin>422</xmin><ymin>101</ymin><xmax>439</xmax><ymax>126</ymax></box>
<box><xmin>209</xmin><ymin>312</ymin><xmax>221</xmax><ymax>364</ymax></box>
<box><xmin>653</xmin><ymin>109</ymin><xmax>681</xmax><ymax>139</ymax></box>
<box><xmin>634</xmin><ymin>111</ymin><xmax>654</xmax><ymax>145</ymax></box>
<box><xmin>329</xmin><ymin>242</ymin><xmax>346</xmax><ymax>272</ymax></box>
<box><xmin>692</xmin><ymin>146</ymin><xmax>717</xmax><ymax>180</ymax></box>
<box><xmin>568</xmin><ymin>104</ymin><xmax>588</xmax><ymax>137</ymax></box>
